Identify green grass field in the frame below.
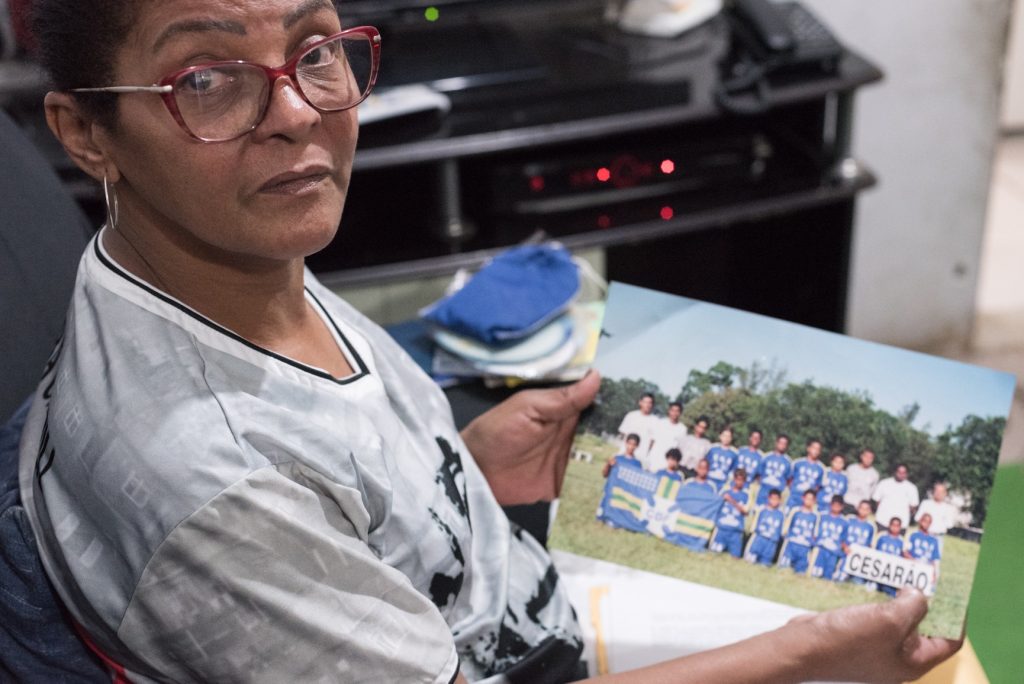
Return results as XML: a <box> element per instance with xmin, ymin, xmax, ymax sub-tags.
<box><xmin>552</xmin><ymin>434</ymin><xmax>980</xmax><ymax>638</ymax></box>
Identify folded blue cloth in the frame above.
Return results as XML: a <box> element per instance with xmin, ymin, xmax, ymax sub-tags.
<box><xmin>421</xmin><ymin>245</ymin><xmax>580</xmax><ymax>346</ymax></box>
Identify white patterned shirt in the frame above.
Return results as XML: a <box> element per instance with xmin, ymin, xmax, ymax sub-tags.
<box><xmin>19</xmin><ymin>232</ymin><xmax>580</xmax><ymax>683</ymax></box>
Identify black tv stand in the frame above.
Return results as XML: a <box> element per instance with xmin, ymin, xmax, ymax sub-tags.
<box><xmin>310</xmin><ymin>8</ymin><xmax>881</xmax><ymax>333</ymax></box>
<box><xmin>0</xmin><ymin>4</ymin><xmax>881</xmax><ymax>334</ymax></box>
<box><xmin>375</xmin><ymin>23</ymin><xmax>548</xmax><ymax>93</ymax></box>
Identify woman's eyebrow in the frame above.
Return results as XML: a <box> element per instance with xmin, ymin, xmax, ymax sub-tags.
<box><xmin>283</xmin><ymin>0</ymin><xmax>335</xmax><ymax>29</ymax></box>
<box><xmin>153</xmin><ymin>19</ymin><xmax>246</xmax><ymax>53</ymax></box>
<box><xmin>151</xmin><ymin>1</ymin><xmax>334</xmax><ymax>55</ymax></box>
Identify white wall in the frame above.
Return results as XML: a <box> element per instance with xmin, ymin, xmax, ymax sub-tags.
<box><xmin>803</xmin><ymin>0</ymin><xmax>1013</xmax><ymax>350</ymax></box>
<box><xmin>1004</xmin><ymin>0</ymin><xmax>1024</xmax><ymax>129</ymax></box>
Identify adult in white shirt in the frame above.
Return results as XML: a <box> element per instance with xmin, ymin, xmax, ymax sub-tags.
<box><xmin>843</xmin><ymin>448</ymin><xmax>881</xmax><ymax>513</ymax></box>
<box><xmin>680</xmin><ymin>415</ymin><xmax>713</xmax><ymax>475</ymax></box>
<box><xmin>915</xmin><ymin>482</ymin><xmax>959</xmax><ymax>542</ymax></box>
<box><xmin>644</xmin><ymin>401</ymin><xmax>688</xmax><ymax>472</ymax></box>
<box><xmin>873</xmin><ymin>464</ymin><xmax>920</xmax><ymax>532</ymax></box>
<box><xmin>617</xmin><ymin>393</ymin><xmax>659</xmax><ymax>457</ymax></box>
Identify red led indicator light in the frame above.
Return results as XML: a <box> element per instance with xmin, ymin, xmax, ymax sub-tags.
<box><xmin>660</xmin><ymin>159</ymin><xmax>676</xmax><ymax>174</ymax></box>
<box><xmin>529</xmin><ymin>176</ymin><xmax>545</xmax><ymax>192</ymax></box>
<box><xmin>596</xmin><ymin>167</ymin><xmax>611</xmax><ymax>182</ymax></box>
<box><xmin>660</xmin><ymin>206</ymin><xmax>674</xmax><ymax>221</ymax></box>
<box><xmin>597</xmin><ymin>214</ymin><xmax>611</xmax><ymax>229</ymax></box>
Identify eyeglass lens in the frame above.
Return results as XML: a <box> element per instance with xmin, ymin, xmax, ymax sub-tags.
<box><xmin>171</xmin><ymin>33</ymin><xmax>373</xmax><ymax>141</ymax></box>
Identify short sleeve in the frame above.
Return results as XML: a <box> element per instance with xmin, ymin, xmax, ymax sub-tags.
<box><xmin>117</xmin><ymin>467</ymin><xmax>459</xmax><ymax>683</ymax></box>
<box><xmin>908</xmin><ymin>483</ymin><xmax>921</xmax><ymax>507</ymax></box>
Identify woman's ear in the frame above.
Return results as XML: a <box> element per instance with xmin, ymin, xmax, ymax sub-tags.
<box><xmin>43</xmin><ymin>91</ymin><xmax>121</xmax><ymax>183</ymax></box>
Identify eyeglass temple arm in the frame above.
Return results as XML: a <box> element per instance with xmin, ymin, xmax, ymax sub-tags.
<box><xmin>70</xmin><ymin>85</ymin><xmax>174</xmax><ymax>94</ymax></box>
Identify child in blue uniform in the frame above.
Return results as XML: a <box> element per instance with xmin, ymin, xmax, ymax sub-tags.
<box><xmin>602</xmin><ymin>433</ymin><xmax>643</xmax><ymax>478</ymax></box>
<box><xmin>706</xmin><ymin>427</ymin><xmax>739</xmax><ymax>491</ymax></box>
<box><xmin>905</xmin><ymin>514</ymin><xmax>941</xmax><ymax>596</ymax></box>
<box><xmin>745</xmin><ymin>489</ymin><xmax>785</xmax><ymax>566</ymax></box>
<box><xmin>654</xmin><ymin>448</ymin><xmax>685</xmax><ymax>480</ymax></box>
<box><xmin>735</xmin><ymin>429</ymin><xmax>763</xmax><ymax>492</ymax></box>
<box><xmin>817</xmin><ymin>454</ymin><xmax>849</xmax><ymax>512</ymax></box>
<box><xmin>875</xmin><ymin>517</ymin><xmax>906</xmax><ymax>596</ymax></box>
<box><xmin>811</xmin><ymin>495</ymin><xmax>848</xmax><ymax>581</ymax></box>
<box><xmin>906</xmin><ymin>514</ymin><xmax>941</xmax><ymax>566</ymax></box>
<box><xmin>710</xmin><ymin>468</ymin><xmax>749</xmax><ymax>558</ymax></box>
<box><xmin>686</xmin><ymin>457</ymin><xmax>719</xmax><ymax>495</ymax></box>
<box><xmin>778</xmin><ymin>490</ymin><xmax>819</xmax><ymax>574</ymax></box>
<box><xmin>786</xmin><ymin>439</ymin><xmax>825</xmax><ymax>509</ymax></box>
<box><xmin>755</xmin><ymin>434</ymin><xmax>792</xmax><ymax>505</ymax></box>
<box><xmin>840</xmin><ymin>500</ymin><xmax>876</xmax><ymax>583</ymax></box>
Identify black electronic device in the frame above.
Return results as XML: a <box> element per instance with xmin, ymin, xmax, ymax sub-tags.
<box><xmin>487</xmin><ymin>133</ymin><xmax>772</xmax><ymax>216</ymax></box>
<box><xmin>373</xmin><ymin>22</ymin><xmax>547</xmax><ymax>92</ymax></box>
<box><xmin>716</xmin><ymin>1</ymin><xmax>843</xmax><ymax>114</ymax></box>
<box><xmin>728</xmin><ymin>0</ymin><xmax>842</xmax><ymax>75</ymax></box>
<box><xmin>339</xmin><ymin>0</ymin><xmax>600</xmax><ymax>27</ymax></box>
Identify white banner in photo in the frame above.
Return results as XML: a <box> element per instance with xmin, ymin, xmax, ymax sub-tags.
<box><xmin>842</xmin><ymin>544</ymin><xmax>938</xmax><ymax>596</ymax></box>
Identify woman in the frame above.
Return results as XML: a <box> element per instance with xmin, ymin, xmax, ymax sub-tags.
<box><xmin>18</xmin><ymin>0</ymin><xmax>959</xmax><ymax>681</ymax></box>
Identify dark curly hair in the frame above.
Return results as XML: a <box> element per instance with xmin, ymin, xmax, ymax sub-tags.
<box><xmin>31</xmin><ymin>0</ymin><xmax>345</xmax><ymax>128</ymax></box>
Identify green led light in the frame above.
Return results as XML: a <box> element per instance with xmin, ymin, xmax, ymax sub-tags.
<box><xmin>425</xmin><ymin>6</ymin><xmax>440</xmax><ymax>22</ymax></box>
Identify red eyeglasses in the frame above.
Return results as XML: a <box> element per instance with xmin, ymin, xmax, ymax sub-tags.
<box><xmin>72</xmin><ymin>26</ymin><xmax>381</xmax><ymax>142</ymax></box>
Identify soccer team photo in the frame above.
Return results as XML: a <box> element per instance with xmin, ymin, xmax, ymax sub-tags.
<box><xmin>549</xmin><ymin>283</ymin><xmax>1015</xmax><ymax>639</ymax></box>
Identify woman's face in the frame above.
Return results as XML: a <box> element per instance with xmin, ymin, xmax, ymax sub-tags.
<box><xmin>101</xmin><ymin>0</ymin><xmax>356</xmax><ymax>263</ymax></box>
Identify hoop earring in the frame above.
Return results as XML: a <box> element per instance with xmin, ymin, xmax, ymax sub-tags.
<box><xmin>102</xmin><ymin>174</ymin><xmax>120</xmax><ymax>231</ymax></box>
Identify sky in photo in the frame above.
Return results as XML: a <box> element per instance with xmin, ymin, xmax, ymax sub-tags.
<box><xmin>596</xmin><ymin>283</ymin><xmax>1017</xmax><ymax>436</ymax></box>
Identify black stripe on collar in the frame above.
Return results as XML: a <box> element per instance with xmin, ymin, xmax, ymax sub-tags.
<box><xmin>93</xmin><ymin>238</ymin><xmax>370</xmax><ymax>386</ymax></box>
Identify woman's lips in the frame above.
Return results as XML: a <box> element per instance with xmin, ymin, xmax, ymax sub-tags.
<box><xmin>258</xmin><ymin>168</ymin><xmax>332</xmax><ymax>195</ymax></box>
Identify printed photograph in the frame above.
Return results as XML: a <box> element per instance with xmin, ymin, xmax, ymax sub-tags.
<box><xmin>549</xmin><ymin>283</ymin><xmax>1016</xmax><ymax>639</ymax></box>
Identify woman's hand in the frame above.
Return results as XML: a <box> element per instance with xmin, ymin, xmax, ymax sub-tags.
<box><xmin>460</xmin><ymin>371</ymin><xmax>601</xmax><ymax>506</ymax></box>
<box><xmin>593</xmin><ymin>588</ymin><xmax>961</xmax><ymax>683</ymax></box>
<box><xmin>792</xmin><ymin>589</ymin><xmax>963</xmax><ymax>683</ymax></box>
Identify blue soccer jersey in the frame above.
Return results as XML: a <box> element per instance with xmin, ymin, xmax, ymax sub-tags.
<box><xmin>812</xmin><ymin>515</ymin><xmax>846</xmax><ymax>581</ymax></box>
<box><xmin>654</xmin><ymin>468</ymin><xmax>684</xmax><ymax>483</ymax></box>
<box><xmin>735</xmin><ymin>447</ymin><xmax>762</xmax><ymax>489</ymax></box>
<box><xmin>908</xmin><ymin>531</ymin><xmax>941</xmax><ymax>563</ymax></box>
<box><xmin>785</xmin><ymin>509</ymin><xmax>818</xmax><ymax>547</ymax></box>
<box><xmin>844</xmin><ymin>518</ymin><xmax>875</xmax><ymax>549</ymax></box>
<box><xmin>876</xmin><ymin>533</ymin><xmax>904</xmax><ymax>556</ymax></box>
<box><xmin>615</xmin><ymin>455</ymin><xmax>643</xmax><ymax>468</ymax></box>
<box><xmin>817</xmin><ymin>470</ymin><xmax>849</xmax><ymax>511</ymax></box>
<box><xmin>815</xmin><ymin>513</ymin><xmax>848</xmax><ymax>553</ymax></box>
<box><xmin>753</xmin><ymin>507</ymin><xmax>785</xmax><ymax>542</ymax></box>
<box><xmin>715</xmin><ymin>488</ymin><xmax>749</xmax><ymax>531</ymax></box>
<box><xmin>706</xmin><ymin>445</ymin><xmax>738</xmax><ymax>487</ymax></box>
<box><xmin>875</xmin><ymin>533</ymin><xmax>906</xmax><ymax>596</ymax></box>
<box><xmin>756</xmin><ymin>452</ymin><xmax>792</xmax><ymax>504</ymax></box>
<box><xmin>839</xmin><ymin>517</ymin><xmax>875</xmax><ymax>583</ymax></box>
<box><xmin>745</xmin><ymin>507</ymin><xmax>785</xmax><ymax>565</ymax></box>
<box><xmin>786</xmin><ymin>458</ymin><xmax>825</xmax><ymax>507</ymax></box>
<box><xmin>780</xmin><ymin>510</ymin><xmax>817</xmax><ymax>574</ymax></box>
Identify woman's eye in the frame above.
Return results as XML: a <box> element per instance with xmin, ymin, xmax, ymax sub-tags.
<box><xmin>299</xmin><ymin>44</ymin><xmax>336</xmax><ymax>68</ymax></box>
<box><xmin>180</xmin><ymin>68</ymin><xmax>229</xmax><ymax>93</ymax></box>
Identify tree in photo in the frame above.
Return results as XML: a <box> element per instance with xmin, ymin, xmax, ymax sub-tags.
<box><xmin>933</xmin><ymin>415</ymin><xmax>1005</xmax><ymax>525</ymax></box>
<box><xmin>584</xmin><ymin>377</ymin><xmax>670</xmax><ymax>437</ymax></box>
